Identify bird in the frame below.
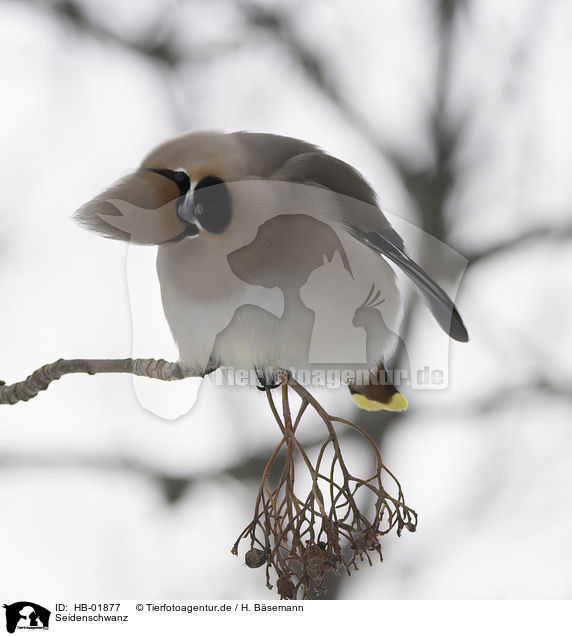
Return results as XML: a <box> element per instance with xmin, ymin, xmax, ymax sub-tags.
<box><xmin>74</xmin><ymin>130</ymin><xmax>468</xmax><ymax>412</ymax></box>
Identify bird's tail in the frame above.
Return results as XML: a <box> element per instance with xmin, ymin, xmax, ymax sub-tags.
<box><xmin>348</xmin><ymin>365</ymin><xmax>408</xmax><ymax>412</ymax></box>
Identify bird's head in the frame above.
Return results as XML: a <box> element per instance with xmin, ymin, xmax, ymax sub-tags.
<box><xmin>74</xmin><ymin>131</ymin><xmax>250</xmax><ymax>245</ymax></box>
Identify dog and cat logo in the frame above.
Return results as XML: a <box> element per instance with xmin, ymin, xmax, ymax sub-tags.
<box><xmin>2</xmin><ymin>602</ymin><xmax>50</xmax><ymax>633</ymax></box>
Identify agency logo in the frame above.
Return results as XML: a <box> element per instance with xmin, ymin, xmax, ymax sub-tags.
<box><xmin>2</xmin><ymin>602</ymin><xmax>50</xmax><ymax>633</ymax></box>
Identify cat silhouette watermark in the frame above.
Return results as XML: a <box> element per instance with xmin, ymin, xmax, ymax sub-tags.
<box><xmin>3</xmin><ymin>602</ymin><xmax>50</xmax><ymax>633</ymax></box>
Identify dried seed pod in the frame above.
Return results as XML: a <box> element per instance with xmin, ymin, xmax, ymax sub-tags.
<box><xmin>277</xmin><ymin>576</ymin><xmax>296</xmax><ymax>599</ymax></box>
<box><xmin>306</xmin><ymin>544</ymin><xmax>330</xmax><ymax>573</ymax></box>
<box><xmin>245</xmin><ymin>548</ymin><xmax>267</xmax><ymax>569</ymax></box>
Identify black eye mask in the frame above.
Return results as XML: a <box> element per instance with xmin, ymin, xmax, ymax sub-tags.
<box><xmin>149</xmin><ymin>168</ymin><xmax>191</xmax><ymax>195</ymax></box>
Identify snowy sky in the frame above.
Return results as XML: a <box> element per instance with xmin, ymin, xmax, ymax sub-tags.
<box><xmin>0</xmin><ymin>0</ymin><xmax>571</xmax><ymax>600</ymax></box>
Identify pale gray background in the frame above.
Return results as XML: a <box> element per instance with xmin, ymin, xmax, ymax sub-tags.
<box><xmin>0</xmin><ymin>0</ymin><xmax>571</xmax><ymax>599</ymax></box>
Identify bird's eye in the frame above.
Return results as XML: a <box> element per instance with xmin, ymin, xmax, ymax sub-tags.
<box><xmin>193</xmin><ymin>176</ymin><xmax>232</xmax><ymax>234</ymax></box>
<box><xmin>149</xmin><ymin>168</ymin><xmax>191</xmax><ymax>195</ymax></box>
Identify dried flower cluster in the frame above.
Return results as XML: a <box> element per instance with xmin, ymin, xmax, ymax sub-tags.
<box><xmin>232</xmin><ymin>374</ymin><xmax>417</xmax><ymax>599</ymax></box>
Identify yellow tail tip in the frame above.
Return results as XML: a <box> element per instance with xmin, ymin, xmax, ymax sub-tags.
<box><xmin>352</xmin><ymin>392</ymin><xmax>408</xmax><ymax>412</ymax></box>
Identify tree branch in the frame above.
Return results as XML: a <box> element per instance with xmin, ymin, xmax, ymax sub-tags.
<box><xmin>44</xmin><ymin>0</ymin><xmax>183</xmax><ymax>67</ymax></box>
<box><xmin>0</xmin><ymin>447</ymin><xmax>272</xmax><ymax>505</ymax></box>
<box><xmin>241</xmin><ymin>3</ymin><xmax>389</xmax><ymax>157</ymax></box>
<box><xmin>40</xmin><ymin>0</ymin><xmax>241</xmax><ymax>68</ymax></box>
<box><xmin>465</xmin><ymin>223</ymin><xmax>572</xmax><ymax>266</ymax></box>
<box><xmin>0</xmin><ymin>358</ymin><xmax>198</xmax><ymax>406</ymax></box>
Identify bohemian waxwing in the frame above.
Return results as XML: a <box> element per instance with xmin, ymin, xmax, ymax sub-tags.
<box><xmin>75</xmin><ymin>131</ymin><xmax>468</xmax><ymax>411</ymax></box>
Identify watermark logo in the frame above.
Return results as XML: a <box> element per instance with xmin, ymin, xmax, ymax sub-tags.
<box><xmin>210</xmin><ymin>366</ymin><xmax>445</xmax><ymax>389</ymax></box>
<box><xmin>2</xmin><ymin>602</ymin><xmax>50</xmax><ymax>633</ymax></box>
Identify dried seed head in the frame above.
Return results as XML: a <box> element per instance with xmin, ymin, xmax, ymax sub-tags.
<box><xmin>354</xmin><ymin>526</ymin><xmax>381</xmax><ymax>553</ymax></box>
<box><xmin>277</xmin><ymin>576</ymin><xmax>296</xmax><ymax>599</ymax></box>
<box><xmin>232</xmin><ymin>380</ymin><xmax>417</xmax><ymax>599</ymax></box>
<box><xmin>305</xmin><ymin>543</ymin><xmax>331</xmax><ymax>573</ymax></box>
<box><xmin>245</xmin><ymin>548</ymin><xmax>267</xmax><ymax>569</ymax></box>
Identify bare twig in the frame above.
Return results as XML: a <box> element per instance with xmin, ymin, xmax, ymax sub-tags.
<box><xmin>38</xmin><ymin>0</ymin><xmax>242</xmax><ymax>68</ymax></box>
<box><xmin>0</xmin><ymin>358</ymin><xmax>199</xmax><ymax>406</ymax></box>
<box><xmin>241</xmin><ymin>3</ymin><xmax>389</xmax><ymax>157</ymax></box>
<box><xmin>42</xmin><ymin>0</ymin><xmax>183</xmax><ymax>67</ymax></box>
<box><xmin>465</xmin><ymin>223</ymin><xmax>572</xmax><ymax>265</ymax></box>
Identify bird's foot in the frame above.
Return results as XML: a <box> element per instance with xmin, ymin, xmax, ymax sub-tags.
<box><xmin>256</xmin><ymin>381</ymin><xmax>281</xmax><ymax>391</ymax></box>
<box><xmin>255</xmin><ymin>369</ymin><xmax>281</xmax><ymax>391</ymax></box>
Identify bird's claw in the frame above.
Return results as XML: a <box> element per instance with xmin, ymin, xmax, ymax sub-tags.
<box><xmin>256</xmin><ymin>382</ymin><xmax>281</xmax><ymax>391</ymax></box>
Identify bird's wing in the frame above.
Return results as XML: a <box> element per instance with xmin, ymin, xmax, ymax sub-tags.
<box><xmin>231</xmin><ymin>131</ymin><xmax>321</xmax><ymax>178</ymax></box>
<box><xmin>258</xmin><ymin>145</ymin><xmax>468</xmax><ymax>342</ymax></box>
<box><xmin>344</xmin><ymin>225</ymin><xmax>468</xmax><ymax>342</ymax></box>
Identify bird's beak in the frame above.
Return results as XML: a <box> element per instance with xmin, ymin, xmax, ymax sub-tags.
<box><xmin>165</xmin><ymin>198</ymin><xmax>200</xmax><ymax>242</ymax></box>
<box><xmin>175</xmin><ymin>193</ymin><xmax>199</xmax><ymax>230</ymax></box>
